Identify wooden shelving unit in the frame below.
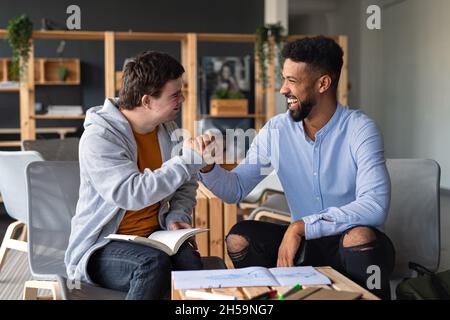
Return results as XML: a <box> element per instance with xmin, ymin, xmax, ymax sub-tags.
<box><xmin>0</xmin><ymin>57</ymin><xmax>80</xmax><ymax>85</ymax></box>
<box><xmin>0</xmin><ymin>29</ymin><xmax>348</xmax><ymax>142</ymax></box>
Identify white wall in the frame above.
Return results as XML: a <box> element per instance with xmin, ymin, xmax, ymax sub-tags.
<box><xmin>360</xmin><ymin>0</ymin><xmax>450</xmax><ymax>189</ymax></box>
<box><xmin>289</xmin><ymin>0</ymin><xmax>450</xmax><ymax>188</ymax></box>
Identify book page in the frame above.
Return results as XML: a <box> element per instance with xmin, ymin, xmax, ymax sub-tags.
<box><xmin>268</xmin><ymin>266</ymin><xmax>331</xmax><ymax>286</ymax></box>
<box><xmin>172</xmin><ymin>267</ymin><xmax>279</xmax><ymax>290</ymax></box>
<box><xmin>148</xmin><ymin>228</ymin><xmax>206</xmax><ymax>254</ymax></box>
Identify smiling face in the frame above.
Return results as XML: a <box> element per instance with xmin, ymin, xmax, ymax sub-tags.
<box><xmin>280</xmin><ymin>59</ymin><xmax>318</xmax><ymax>122</ymax></box>
<box><xmin>146</xmin><ymin>77</ymin><xmax>185</xmax><ymax>123</ymax></box>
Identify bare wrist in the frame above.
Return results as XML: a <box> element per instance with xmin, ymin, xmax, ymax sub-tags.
<box><xmin>290</xmin><ymin>220</ymin><xmax>305</xmax><ymax>237</ymax></box>
<box><xmin>200</xmin><ymin>163</ymin><xmax>215</xmax><ymax>173</ymax></box>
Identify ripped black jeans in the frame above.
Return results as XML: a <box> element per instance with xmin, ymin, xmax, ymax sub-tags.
<box><xmin>226</xmin><ymin>220</ymin><xmax>395</xmax><ymax>300</ymax></box>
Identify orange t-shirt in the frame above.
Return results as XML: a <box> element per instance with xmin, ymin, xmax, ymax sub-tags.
<box><xmin>117</xmin><ymin>128</ymin><xmax>162</xmax><ymax>237</ymax></box>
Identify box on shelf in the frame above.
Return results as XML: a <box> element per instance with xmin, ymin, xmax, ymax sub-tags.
<box><xmin>209</xmin><ymin>99</ymin><xmax>248</xmax><ymax>116</ymax></box>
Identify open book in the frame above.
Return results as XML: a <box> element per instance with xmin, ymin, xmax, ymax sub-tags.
<box><xmin>105</xmin><ymin>228</ymin><xmax>208</xmax><ymax>256</ymax></box>
<box><xmin>172</xmin><ymin>266</ymin><xmax>331</xmax><ymax>290</ymax></box>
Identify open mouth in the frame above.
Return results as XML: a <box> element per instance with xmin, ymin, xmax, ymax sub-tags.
<box><xmin>287</xmin><ymin>96</ymin><xmax>300</xmax><ymax>110</ymax></box>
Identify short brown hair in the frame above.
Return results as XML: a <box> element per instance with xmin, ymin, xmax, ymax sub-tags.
<box><xmin>282</xmin><ymin>36</ymin><xmax>343</xmax><ymax>91</ymax></box>
<box><xmin>118</xmin><ymin>51</ymin><xmax>184</xmax><ymax>110</ymax></box>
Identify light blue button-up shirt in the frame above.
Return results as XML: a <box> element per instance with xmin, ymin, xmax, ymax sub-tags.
<box><xmin>199</xmin><ymin>104</ymin><xmax>390</xmax><ymax>240</ymax></box>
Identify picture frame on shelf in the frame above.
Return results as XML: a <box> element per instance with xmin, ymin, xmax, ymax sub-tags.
<box><xmin>200</xmin><ymin>55</ymin><xmax>252</xmax><ymax>116</ymax></box>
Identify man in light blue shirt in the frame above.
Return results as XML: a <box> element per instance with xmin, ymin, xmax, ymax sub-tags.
<box><xmin>192</xmin><ymin>37</ymin><xmax>395</xmax><ymax>299</ymax></box>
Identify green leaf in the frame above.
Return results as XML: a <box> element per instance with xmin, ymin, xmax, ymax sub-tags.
<box><xmin>6</xmin><ymin>15</ymin><xmax>33</xmax><ymax>80</ymax></box>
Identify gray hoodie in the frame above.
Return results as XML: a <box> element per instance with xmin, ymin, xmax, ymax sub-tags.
<box><xmin>64</xmin><ymin>98</ymin><xmax>205</xmax><ymax>284</ymax></box>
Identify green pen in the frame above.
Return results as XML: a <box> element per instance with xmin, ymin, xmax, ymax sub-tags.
<box><xmin>279</xmin><ymin>284</ymin><xmax>302</xmax><ymax>300</ymax></box>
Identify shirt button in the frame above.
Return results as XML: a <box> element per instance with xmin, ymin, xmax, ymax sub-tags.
<box><xmin>316</xmin><ymin>197</ymin><xmax>320</xmax><ymax>201</ymax></box>
<box><xmin>313</xmin><ymin>172</ymin><xmax>317</xmax><ymax>176</ymax></box>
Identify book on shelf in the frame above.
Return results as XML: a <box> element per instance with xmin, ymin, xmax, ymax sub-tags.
<box><xmin>46</xmin><ymin>105</ymin><xmax>83</xmax><ymax>115</ymax></box>
<box><xmin>105</xmin><ymin>228</ymin><xmax>208</xmax><ymax>256</ymax></box>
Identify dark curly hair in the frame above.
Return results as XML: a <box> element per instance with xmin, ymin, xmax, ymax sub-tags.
<box><xmin>282</xmin><ymin>36</ymin><xmax>343</xmax><ymax>91</ymax></box>
<box><xmin>118</xmin><ymin>51</ymin><xmax>184</xmax><ymax>110</ymax></box>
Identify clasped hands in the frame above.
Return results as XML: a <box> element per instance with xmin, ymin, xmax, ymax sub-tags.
<box><xmin>183</xmin><ymin>132</ymin><xmax>221</xmax><ymax>172</ymax></box>
<box><xmin>184</xmin><ymin>133</ymin><xmax>306</xmax><ymax>266</ymax></box>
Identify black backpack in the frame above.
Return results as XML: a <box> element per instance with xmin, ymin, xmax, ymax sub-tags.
<box><xmin>396</xmin><ymin>262</ymin><xmax>450</xmax><ymax>300</ymax></box>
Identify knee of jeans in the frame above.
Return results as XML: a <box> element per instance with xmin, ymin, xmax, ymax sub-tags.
<box><xmin>139</xmin><ymin>250</ymin><xmax>172</xmax><ymax>272</ymax></box>
<box><xmin>341</xmin><ymin>226</ymin><xmax>377</xmax><ymax>250</ymax></box>
<box><xmin>225</xmin><ymin>234</ymin><xmax>249</xmax><ymax>254</ymax></box>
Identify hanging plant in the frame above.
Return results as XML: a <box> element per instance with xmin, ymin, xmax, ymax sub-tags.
<box><xmin>6</xmin><ymin>15</ymin><xmax>33</xmax><ymax>81</ymax></box>
<box><xmin>255</xmin><ymin>22</ymin><xmax>285</xmax><ymax>88</ymax></box>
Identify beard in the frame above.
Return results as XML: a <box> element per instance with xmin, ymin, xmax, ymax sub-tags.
<box><xmin>287</xmin><ymin>97</ymin><xmax>316</xmax><ymax>122</ymax></box>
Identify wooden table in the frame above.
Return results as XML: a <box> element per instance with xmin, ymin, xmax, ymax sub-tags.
<box><xmin>172</xmin><ymin>266</ymin><xmax>380</xmax><ymax>300</ymax></box>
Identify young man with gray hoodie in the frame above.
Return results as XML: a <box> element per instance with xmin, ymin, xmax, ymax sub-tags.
<box><xmin>65</xmin><ymin>51</ymin><xmax>209</xmax><ymax>300</ymax></box>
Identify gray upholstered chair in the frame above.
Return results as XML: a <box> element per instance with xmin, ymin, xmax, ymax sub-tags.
<box><xmin>385</xmin><ymin>159</ymin><xmax>441</xmax><ymax>279</ymax></box>
<box><xmin>23</xmin><ymin>161</ymin><xmax>225</xmax><ymax>300</ymax></box>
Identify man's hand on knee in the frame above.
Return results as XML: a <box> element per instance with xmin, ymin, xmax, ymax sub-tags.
<box><xmin>342</xmin><ymin>226</ymin><xmax>377</xmax><ymax>249</ymax></box>
<box><xmin>277</xmin><ymin>220</ymin><xmax>305</xmax><ymax>267</ymax></box>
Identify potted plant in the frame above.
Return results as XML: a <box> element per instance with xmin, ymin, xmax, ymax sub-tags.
<box><xmin>255</xmin><ymin>22</ymin><xmax>285</xmax><ymax>88</ymax></box>
<box><xmin>210</xmin><ymin>88</ymin><xmax>248</xmax><ymax>116</ymax></box>
<box><xmin>6</xmin><ymin>15</ymin><xmax>33</xmax><ymax>81</ymax></box>
<box><xmin>57</xmin><ymin>65</ymin><xmax>69</xmax><ymax>81</ymax></box>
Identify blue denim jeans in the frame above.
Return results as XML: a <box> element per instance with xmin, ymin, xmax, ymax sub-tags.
<box><xmin>87</xmin><ymin>241</ymin><xmax>202</xmax><ymax>300</ymax></box>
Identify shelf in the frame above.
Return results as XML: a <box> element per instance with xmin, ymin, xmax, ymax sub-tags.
<box><xmin>0</xmin><ymin>127</ymin><xmax>77</xmax><ymax>135</ymax></box>
<box><xmin>41</xmin><ymin>58</ymin><xmax>80</xmax><ymax>84</ymax></box>
<box><xmin>200</xmin><ymin>114</ymin><xmax>265</xmax><ymax>119</ymax></box>
<box><xmin>0</xmin><ymin>140</ymin><xmax>21</xmax><ymax>147</ymax></box>
<box><xmin>31</xmin><ymin>115</ymin><xmax>85</xmax><ymax>120</ymax></box>
<box><xmin>0</xmin><ymin>86</ymin><xmax>19</xmax><ymax>92</ymax></box>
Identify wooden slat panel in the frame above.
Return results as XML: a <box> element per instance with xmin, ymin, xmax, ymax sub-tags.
<box><xmin>104</xmin><ymin>32</ymin><xmax>115</xmax><ymax>98</ymax></box>
<box><xmin>223</xmin><ymin>203</ymin><xmax>237</xmax><ymax>268</ymax></box>
<box><xmin>20</xmin><ymin>42</ymin><xmax>35</xmax><ymax>140</ymax></box>
<box><xmin>337</xmin><ymin>35</ymin><xmax>349</xmax><ymax>106</ymax></box>
<box><xmin>181</xmin><ymin>33</ymin><xmax>197</xmax><ymax>137</ymax></box>
<box><xmin>194</xmin><ymin>189</ymin><xmax>209</xmax><ymax>256</ymax></box>
<box><xmin>265</xmin><ymin>38</ymin><xmax>276</xmax><ymax>121</ymax></box>
<box><xmin>254</xmin><ymin>43</ymin><xmax>265</xmax><ymax>130</ymax></box>
<box><xmin>208</xmin><ymin>196</ymin><xmax>223</xmax><ymax>258</ymax></box>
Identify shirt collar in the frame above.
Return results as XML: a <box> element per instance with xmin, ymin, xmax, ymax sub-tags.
<box><xmin>297</xmin><ymin>103</ymin><xmax>343</xmax><ymax>142</ymax></box>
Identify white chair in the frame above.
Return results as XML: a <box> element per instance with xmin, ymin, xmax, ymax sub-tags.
<box><xmin>0</xmin><ymin>151</ymin><xmax>43</xmax><ymax>271</ymax></box>
<box><xmin>240</xmin><ymin>172</ymin><xmax>284</xmax><ymax>210</ymax></box>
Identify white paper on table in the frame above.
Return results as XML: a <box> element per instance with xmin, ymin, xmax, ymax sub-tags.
<box><xmin>172</xmin><ymin>266</ymin><xmax>331</xmax><ymax>290</ymax></box>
